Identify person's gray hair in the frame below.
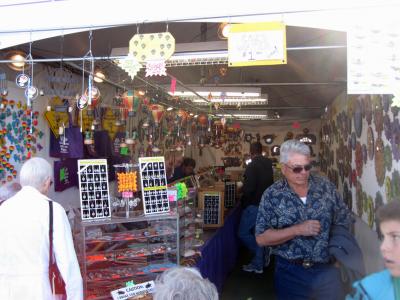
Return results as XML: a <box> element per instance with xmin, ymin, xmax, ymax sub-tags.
<box><xmin>153</xmin><ymin>267</ymin><xmax>218</xmax><ymax>300</ymax></box>
<box><xmin>0</xmin><ymin>182</ymin><xmax>21</xmax><ymax>202</ymax></box>
<box><xmin>19</xmin><ymin>157</ymin><xmax>52</xmax><ymax>189</ymax></box>
<box><xmin>279</xmin><ymin>139</ymin><xmax>310</xmax><ymax>164</ymax></box>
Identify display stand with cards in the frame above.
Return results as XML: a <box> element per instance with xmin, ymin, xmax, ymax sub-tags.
<box><xmin>198</xmin><ymin>188</ymin><xmax>225</xmax><ymax>229</ymax></box>
<box><xmin>138</xmin><ymin>157</ymin><xmax>170</xmax><ymax>215</ymax></box>
<box><xmin>78</xmin><ymin>159</ymin><xmax>111</xmax><ymax>220</ymax></box>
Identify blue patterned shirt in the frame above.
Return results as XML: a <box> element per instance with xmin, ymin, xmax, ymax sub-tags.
<box><xmin>255</xmin><ymin>174</ymin><xmax>352</xmax><ymax>263</ymax></box>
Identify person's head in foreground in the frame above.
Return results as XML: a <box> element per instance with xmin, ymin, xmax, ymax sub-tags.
<box><xmin>153</xmin><ymin>266</ymin><xmax>218</xmax><ymax>300</ymax></box>
<box><xmin>19</xmin><ymin>157</ymin><xmax>53</xmax><ymax>196</ymax></box>
<box><xmin>0</xmin><ymin>181</ymin><xmax>21</xmax><ymax>203</ymax></box>
<box><xmin>378</xmin><ymin>201</ymin><xmax>400</xmax><ymax>277</ymax></box>
<box><xmin>279</xmin><ymin>139</ymin><xmax>312</xmax><ymax>187</ymax></box>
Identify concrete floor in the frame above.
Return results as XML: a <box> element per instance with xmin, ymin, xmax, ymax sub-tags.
<box><xmin>221</xmin><ymin>247</ymin><xmax>276</xmax><ymax>300</ymax></box>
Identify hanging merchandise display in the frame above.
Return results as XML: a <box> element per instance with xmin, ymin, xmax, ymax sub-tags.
<box><xmin>372</xmin><ymin>95</ymin><xmax>384</xmax><ymax>137</ymax></box>
<box><xmin>385</xmin><ymin>176</ymin><xmax>392</xmax><ymax>202</ymax></box>
<box><xmin>78</xmin><ymin>159</ymin><xmax>111</xmax><ymax>220</ymax></box>
<box><xmin>392</xmin><ymin>170</ymin><xmax>400</xmax><ymax>200</ymax></box>
<box><xmin>374</xmin><ymin>136</ymin><xmax>385</xmax><ymax>187</ymax></box>
<box><xmin>384</xmin><ymin>145</ymin><xmax>392</xmax><ymax>172</ymax></box>
<box><xmin>355</xmin><ymin>142</ymin><xmax>363</xmax><ymax>177</ymax></box>
<box><xmin>391</xmin><ymin>118</ymin><xmax>400</xmax><ymax>161</ymax></box>
<box><xmin>353</xmin><ymin>98</ymin><xmax>362</xmax><ymax>138</ymax></box>
<box><xmin>139</xmin><ymin>156</ymin><xmax>169</xmax><ymax>215</ymax></box>
<box><xmin>129</xmin><ymin>31</ymin><xmax>175</xmax><ymax>77</ymax></box>
<box><xmin>383</xmin><ymin>114</ymin><xmax>392</xmax><ymax>141</ymax></box>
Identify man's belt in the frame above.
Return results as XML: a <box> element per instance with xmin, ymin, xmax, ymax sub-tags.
<box><xmin>281</xmin><ymin>258</ymin><xmax>332</xmax><ymax>269</ymax></box>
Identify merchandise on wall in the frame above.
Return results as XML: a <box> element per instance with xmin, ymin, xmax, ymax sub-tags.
<box><xmin>321</xmin><ymin>92</ymin><xmax>399</xmax><ymax>231</ymax></box>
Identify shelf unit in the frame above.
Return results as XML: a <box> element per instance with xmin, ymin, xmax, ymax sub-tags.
<box><xmin>77</xmin><ymin>213</ymin><xmax>179</xmax><ymax>300</ymax></box>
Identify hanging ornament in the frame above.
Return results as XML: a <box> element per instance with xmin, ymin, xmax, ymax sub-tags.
<box><xmin>84</xmin><ymin>130</ymin><xmax>94</xmax><ymax>145</ymax></box>
<box><xmin>145</xmin><ymin>60</ymin><xmax>167</xmax><ymax>77</ymax></box>
<box><xmin>170</xmin><ymin>77</ymin><xmax>177</xmax><ymax>95</ymax></box>
<box><xmin>117</xmin><ymin>53</ymin><xmax>142</xmax><ymax>79</ymax></box>
<box><xmin>15</xmin><ymin>73</ymin><xmax>30</xmax><ymax>89</ymax></box>
<box><xmin>150</xmin><ymin>104</ymin><xmax>165</xmax><ymax>125</ymax></box>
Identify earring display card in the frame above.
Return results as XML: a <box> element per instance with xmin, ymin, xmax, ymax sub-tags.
<box><xmin>224</xmin><ymin>182</ymin><xmax>236</xmax><ymax>208</ymax></box>
<box><xmin>199</xmin><ymin>191</ymin><xmax>224</xmax><ymax>228</ymax></box>
<box><xmin>139</xmin><ymin>156</ymin><xmax>170</xmax><ymax>215</ymax></box>
<box><xmin>78</xmin><ymin>159</ymin><xmax>111</xmax><ymax>220</ymax></box>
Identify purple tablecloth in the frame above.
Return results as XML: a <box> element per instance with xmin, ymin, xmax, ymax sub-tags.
<box><xmin>196</xmin><ymin>205</ymin><xmax>242</xmax><ymax>293</ymax></box>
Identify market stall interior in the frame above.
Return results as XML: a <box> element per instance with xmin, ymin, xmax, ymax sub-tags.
<box><xmin>0</xmin><ymin>18</ymin><xmax>362</xmax><ymax>300</ymax></box>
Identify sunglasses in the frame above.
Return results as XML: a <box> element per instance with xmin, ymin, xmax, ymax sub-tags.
<box><xmin>286</xmin><ymin>164</ymin><xmax>312</xmax><ymax>174</ymax></box>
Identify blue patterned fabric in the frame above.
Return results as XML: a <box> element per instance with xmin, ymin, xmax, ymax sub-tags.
<box><xmin>255</xmin><ymin>174</ymin><xmax>351</xmax><ymax>263</ymax></box>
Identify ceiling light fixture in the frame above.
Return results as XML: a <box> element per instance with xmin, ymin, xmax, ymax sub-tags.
<box><xmin>193</xmin><ymin>97</ymin><xmax>267</xmax><ymax>105</ymax></box>
<box><xmin>93</xmin><ymin>69</ymin><xmax>106</xmax><ymax>83</ymax></box>
<box><xmin>218</xmin><ymin>23</ymin><xmax>231</xmax><ymax>39</ymax></box>
<box><xmin>6</xmin><ymin>50</ymin><xmax>26</xmax><ymax>71</ymax></box>
<box><xmin>167</xmin><ymin>107</ymin><xmax>173</xmax><ymax>111</ymax></box>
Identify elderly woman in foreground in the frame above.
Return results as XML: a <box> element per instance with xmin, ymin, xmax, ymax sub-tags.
<box><xmin>0</xmin><ymin>157</ymin><xmax>83</xmax><ymax>300</ymax></box>
<box><xmin>153</xmin><ymin>266</ymin><xmax>218</xmax><ymax>300</ymax></box>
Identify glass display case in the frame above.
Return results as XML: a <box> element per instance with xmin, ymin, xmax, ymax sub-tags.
<box><xmin>77</xmin><ymin>213</ymin><xmax>179</xmax><ymax>300</ymax></box>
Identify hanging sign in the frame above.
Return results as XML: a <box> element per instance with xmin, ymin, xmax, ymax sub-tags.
<box><xmin>129</xmin><ymin>32</ymin><xmax>175</xmax><ymax>62</ymax></box>
<box><xmin>347</xmin><ymin>24</ymin><xmax>400</xmax><ymax>94</ymax></box>
<box><xmin>228</xmin><ymin>22</ymin><xmax>287</xmax><ymax>67</ymax></box>
<box><xmin>78</xmin><ymin>159</ymin><xmax>111</xmax><ymax>220</ymax></box>
<box><xmin>138</xmin><ymin>156</ymin><xmax>170</xmax><ymax>215</ymax></box>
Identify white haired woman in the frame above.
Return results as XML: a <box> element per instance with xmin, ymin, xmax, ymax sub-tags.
<box><xmin>0</xmin><ymin>157</ymin><xmax>83</xmax><ymax>300</ymax></box>
<box><xmin>154</xmin><ymin>266</ymin><xmax>218</xmax><ymax>300</ymax></box>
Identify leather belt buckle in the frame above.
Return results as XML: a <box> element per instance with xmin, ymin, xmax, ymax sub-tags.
<box><xmin>302</xmin><ymin>260</ymin><xmax>313</xmax><ymax>268</ymax></box>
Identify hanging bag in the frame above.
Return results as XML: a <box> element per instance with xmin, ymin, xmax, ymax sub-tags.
<box><xmin>49</xmin><ymin>110</ymin><xmax>84</xmax><ymax>158</ymax></box>
<box><xmin>48</xmin><ymin>200</ymin><xmax>67</xmax><ymax>296</ymax></box>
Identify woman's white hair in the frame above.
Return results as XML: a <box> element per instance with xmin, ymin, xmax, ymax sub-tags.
<box><xmin>153</xmin><ymin>267</ymin><xmax>218</xmax><ymax>300</ymax></box>
<box><xmin>279</xmin><ymin>139</ymin><xmax>310</xmax><ymax>164</ymax></box>
<box><xmin>19</xmin><ymin>157</ymin><xmax>52</xmax><ymax>189</ymax></box>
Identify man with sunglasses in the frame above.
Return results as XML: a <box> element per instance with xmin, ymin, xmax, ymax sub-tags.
<box><xmin>255</xmin><ymin>139</ymin><xmax>351</xmax><ymax>300</ymax></box>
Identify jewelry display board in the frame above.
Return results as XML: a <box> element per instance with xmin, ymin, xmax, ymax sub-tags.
<box><xmin>139</xmin><ymin>156</ymin><xmax>170</xmax><ymax>215</ymax></box>
<box><xmin>78</xmin><ymin>159</ymin><xmax>111</xmax><ymax>220</ymax></box>
<box><xmin>198</xmin><ymin>190</ymin><xmax>224</xmax><ymax>228</ymax></box>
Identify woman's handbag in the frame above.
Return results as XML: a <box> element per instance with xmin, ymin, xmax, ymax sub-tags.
<box><xmin>48</xmin><ymin>200</ymin><xmax>67</xmax><ymax>295</ymax></box>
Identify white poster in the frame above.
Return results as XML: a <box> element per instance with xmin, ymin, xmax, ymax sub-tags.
<box><xmin>347</xmin><ymin>25</ymin><xmax>400</xmax><ymax>94</ymax></box>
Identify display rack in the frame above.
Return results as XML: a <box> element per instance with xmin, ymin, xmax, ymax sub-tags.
<box><xmin>77</xmin><ymin>213</ymin><xmax>179</xmax><ymax>300</ymax></box>
<box><xmin>198</xmin><ymin>187</ymin><xmax>225</xmax><ymax>228</ymax></box>
<box><xmin>177</xmin><ymin>188</ymin><xmax>204</xmax><ymax>263</ymax></box>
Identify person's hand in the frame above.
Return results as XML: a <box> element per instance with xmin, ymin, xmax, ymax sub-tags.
<box><xmin>295</xmin><ymin>220</ymin><xmax>321</xmax><ymax>236</ymax></box>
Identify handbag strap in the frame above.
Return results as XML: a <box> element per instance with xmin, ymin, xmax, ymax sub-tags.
<box><xmin>48</xmin><ymin>201</ymin><xmax>54</xmax><ymax>268</ymax></box>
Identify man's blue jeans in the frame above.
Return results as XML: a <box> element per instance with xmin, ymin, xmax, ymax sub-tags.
<box><xmin>238</xmin><ymin>205</ymin><xmax>264</xmax><ymax>269</ymax></box>
<box><xmin>274</xmin><ymin>256</ymin><xmax>344</xmax><ymax>300</ymax></box>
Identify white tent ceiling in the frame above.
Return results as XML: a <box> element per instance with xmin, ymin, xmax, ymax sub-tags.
<box><xmin>1</xmin><ymin>0</ymin><xmax>400</xmax><ymax>49</ymax></box>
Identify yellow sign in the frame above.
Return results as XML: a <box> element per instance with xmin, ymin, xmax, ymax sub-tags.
<box><xmin>129</xmin><ymin>32</ymin><xmax>175</xmax><ymax>62</ymax></box>
<box><xmin>228</xmin><ymin>22</ymin><xmax>287</xmax><ymax>67</ymax></box>
<box><xmin>43</xmin><ymin>111</ymin><xmax>69</xmax><ymax>138</ymax></box>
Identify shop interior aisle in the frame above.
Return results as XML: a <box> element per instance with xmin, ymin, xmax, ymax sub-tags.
<box><xmin>221</xmin><ymin>247</ymin><xmax>276</xmax><ymax>300</ymax></box>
